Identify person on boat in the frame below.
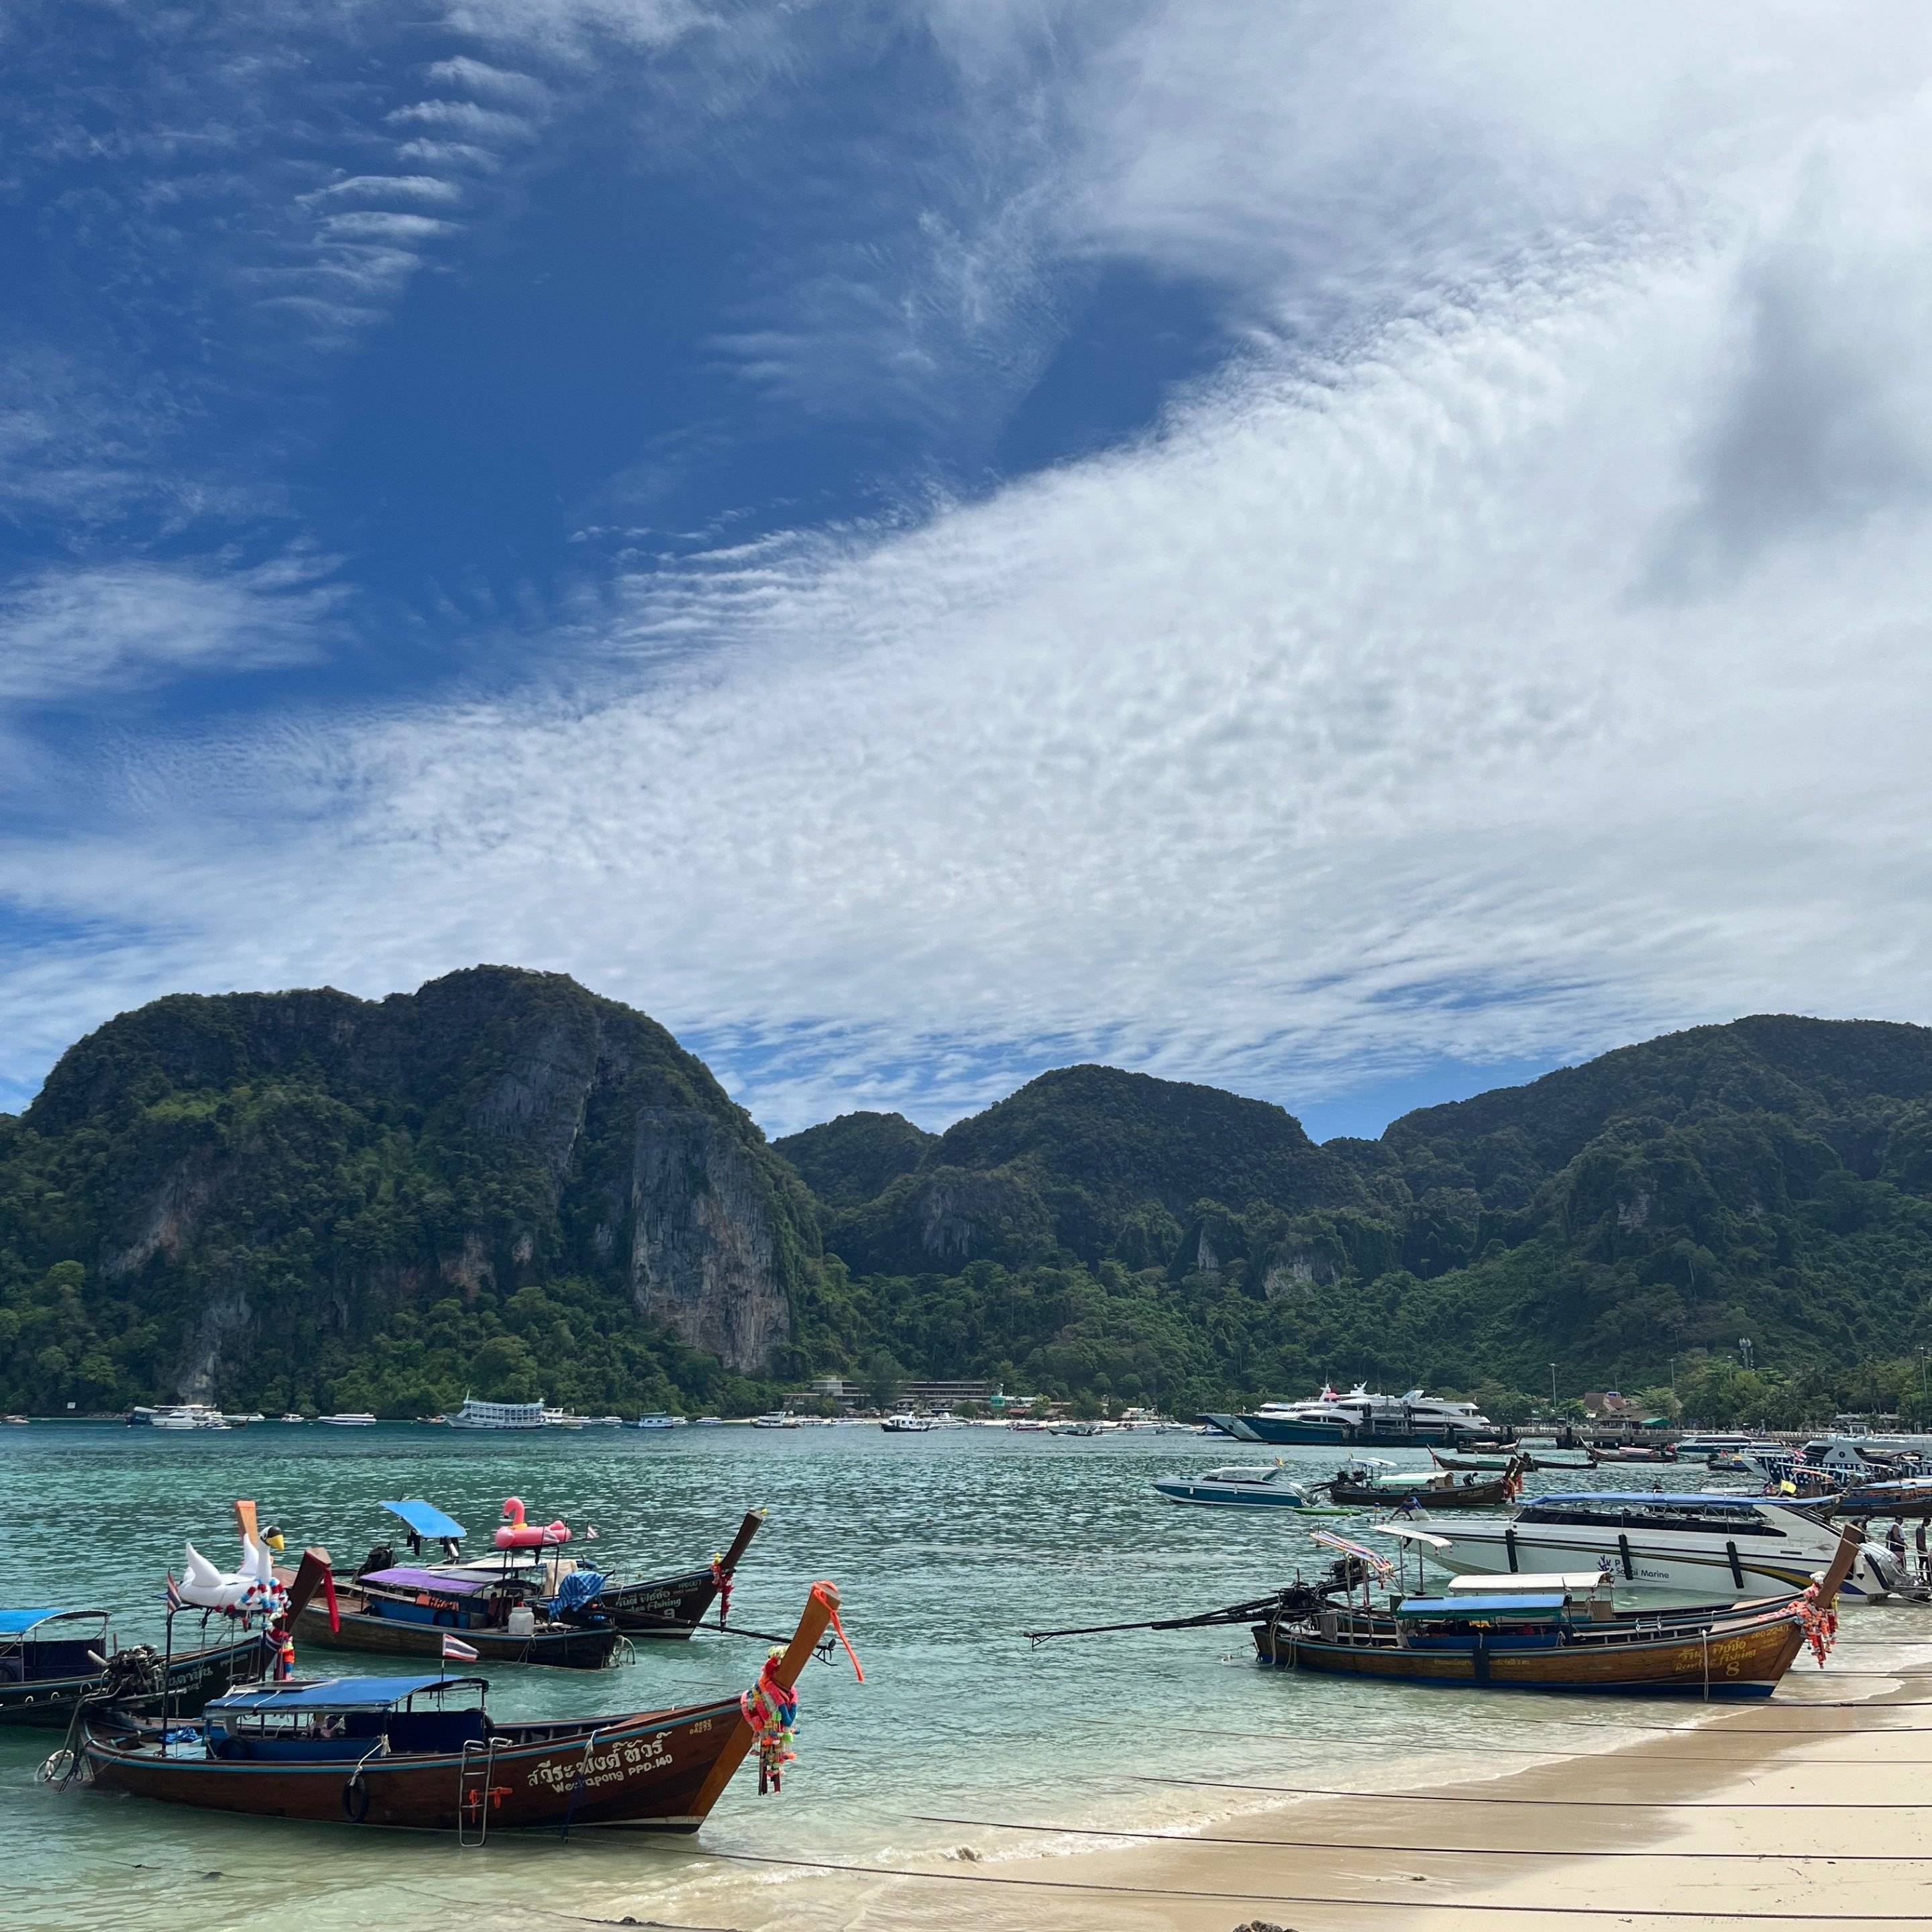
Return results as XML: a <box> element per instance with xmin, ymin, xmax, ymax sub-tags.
<box><xmin>1888</xmin><ymin>1520</ymin><xmax>1909</xmax><ymax>1570</ymax></box>
<box><xmin>1915</xmin><ymin>1520</ymin><xmax>1929</xmax><ymax>1587</ymax></box>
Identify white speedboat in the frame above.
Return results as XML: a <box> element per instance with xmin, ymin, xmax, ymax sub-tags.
<box><xmin>632</xmin><ymin>1413</ymin><xmax>680</xmax><ymax>1430</ymax></box>
<box><xmin>880</xmin><ymin>1413</ymin><xmax>934</xmax><ymax>1433</ymax></box>
<box><xmin>750</xmin><ymin>1412</ymin><xmax>799</xmax><ymax>1429</ymax></box>
<box><xmin>278</xmin><ymin>1413</ymin><xmax>306</xmax><ymax>1424</ymax></box>
<box><xmin>1152</xmin><ymin>1463</ymin><xmax>1314</xmax><ymax>1509</ymax></box>
<box><xmin>150</xmin><ymin>1404</ymin><xmax>229</xmax><ymax>1431</ymax></box>
<box><xmin>1389</xmin><ymin>1489</ymin><xmax>1915</xmax><ymax>1599</ymax></box>
<box><xmin>1212</xmin><ymin>1384</ymin><xmax>1495</xmax><ymax>1446</ymax></box>
<box><xmin>317</xmin><ymin>1411</ymin><xmax>378</xmax><ymax>1427</ymax></box>
<box><xmin>445</xmin><ymin>1398</ymin><xmax>545</xmax><ymax>1430</ymax></box>
<box><xmin>543</xmin><ymin>1407</ymin><xmax>590</xmax><ymax>1430</ymax></box>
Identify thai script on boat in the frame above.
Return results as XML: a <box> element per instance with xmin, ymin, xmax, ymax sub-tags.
<box><xmin>525</xmin><ymin>1731</ymin><xmax>671</xmax><ymax>1792</ymax></box>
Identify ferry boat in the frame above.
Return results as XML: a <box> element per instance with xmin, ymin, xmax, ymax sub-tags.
<box><xmin>445</xmin><ymin>1398</ymin><xmax>546</xmax><ymax>1431</ymax></box>
<box><xmin>1204</xmin><ymin>1385</ymin><xmax>1495</xmax><ymax>1447</ymax></box>
<box><xmin>631</xmin><ymin>1413</ymin><xmax>682</xmax><ymax>1430</ymax></box>
<box><xmin>1388</xmin><ymin>1491</ymin><xmax>1916</xmax><ymax>1599</ymax></box>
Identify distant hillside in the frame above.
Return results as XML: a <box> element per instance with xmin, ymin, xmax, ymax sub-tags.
<box><xmin>0</xmin><ymin>969</ymin><xmax>823</xmax><ymax>1416</ymax></box>
<box><xmin>790</xmin><ymin>1018</ymin><xmax>1932</xmax><ymax>1426</ymax></box>
<box><xmin>7</xmin><ymin>979</ymin><xmax>1931</xmax><ymax>1427</ymax></box>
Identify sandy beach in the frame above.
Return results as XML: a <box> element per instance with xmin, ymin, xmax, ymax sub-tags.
<box><xmin>639</xmin><ymin>1638</ymin><xmax>1932</xmax><ymax>1932</ymax></box>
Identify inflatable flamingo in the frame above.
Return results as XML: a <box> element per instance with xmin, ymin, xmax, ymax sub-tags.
<box><xmin>494</xmin><ymin>1496</ymin><xmax>571</xmax><ymax>1549</ymax></box>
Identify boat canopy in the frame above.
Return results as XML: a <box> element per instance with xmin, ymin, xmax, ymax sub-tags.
<box><xmin>381</xmin><ymin>1499</ymin><xmax>467</xmax><ymax>1542</ymax></box>
<box><xmin>1446</xmin><ymin>1572</ymin><xmax>1607</xmax><ymax>1594</ymax></box>
<box><xmin>360</xmin><ymin>1565</ymin><xmax>492</xmax><ymax>1595</ymax></box>
<box><xmin>208</xmin><ymin>1674</ymin><xmax>488</xmax><ymax>1713</ymax></box>
<box><xmin>1396</xmin><ymin>1593</ymin><xmax>1566</xmax><ymax>1619</ymax></box>
<box><xmin>1529</xmin><ymin>1492</ymin><xmax>1776</xmax><ymax>1510</ymax></box>
<box><xmin>0</xmin><ymin>1607</ymin><xmax>95</xmax><ymax>1634</ymax></box>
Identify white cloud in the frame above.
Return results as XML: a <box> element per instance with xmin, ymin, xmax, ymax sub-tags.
<box><xmin>7</xmin><ymin>3</ymin><xmax>1932</xmax><ymax>1138</ymax></box>
<box><xmin>303</xmin><ymin>174</ymin><xmax>466</xmax><ymax>207</ymax></box>
<box><xmin>384</xmin><ymin>99</ymin><xmax>538</xmax><ymax>143</ymax></box>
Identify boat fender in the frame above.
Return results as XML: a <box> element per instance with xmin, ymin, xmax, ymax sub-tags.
<box><xmin>1617</xmin><ymin>1533</ymin><xmax>1634</xmax><ymax>1581</ymax></box>
<box><xmin>343</xmin><ymin>1774</ymin><xmax>370</xmax><ymax>1823</ymax></box>
<box><xmin>1726</xmin><ymin>1540</ymin><xmax>1744</xmax><ymax>1591</ymax></box>
<box><xmin>1504</xmin><ymin>1526</ymin><xmax>1518</xmax><ymax>1572</ymax></box>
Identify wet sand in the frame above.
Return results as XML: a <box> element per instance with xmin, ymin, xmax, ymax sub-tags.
<box><xmin>639</xmin><ymin>1644</ymin><xmax>1932</xmax><ymax>1931</ymax></box>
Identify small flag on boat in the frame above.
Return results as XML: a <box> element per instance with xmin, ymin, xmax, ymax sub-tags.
<box><xmin>165</xmin><ymin>1573</ymin><xmax>182</xmax><ymax>1611</ymax></box>
<box><xmin>1310</xmin><ymin>1529</ymin><xmax>1394</xmax><ymax>1576</ymax></box>
<box><xmin>585</xmin><ymin>1525</ymin><xmax>598</xmax><ymax>1540</ymax></box>
<box><xmin>442</xmin><ymin>1633</ymin><xmax>479</xmax><ymax>1662</ymax></box>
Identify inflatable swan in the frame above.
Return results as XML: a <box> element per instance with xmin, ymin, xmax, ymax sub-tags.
<box><xmin>494</xmin><ymin>1496</ymin><xmax>571</xmax><ymax>1550</ymax></box>
<box><xmin>180</xmin><ymin>1534</ymin><xmax>285</xmax><ymax>1615</ymax></box>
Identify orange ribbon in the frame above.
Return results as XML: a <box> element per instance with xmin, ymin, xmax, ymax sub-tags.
<box><xmin>812</xmin><ymin>1581</ymin><xmax>865</xmax><ymax>1682</ymax></box>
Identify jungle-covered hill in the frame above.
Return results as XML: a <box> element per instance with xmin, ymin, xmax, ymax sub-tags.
<box><xmin>4</xmin><ymin>971</ymin><xmax>1931</xmax><ymax>1426</ymax></box>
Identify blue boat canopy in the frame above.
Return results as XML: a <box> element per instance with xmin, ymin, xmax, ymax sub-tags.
<box><xmin>208</xmin><ymin>1675</ymin><xmax>486</xmax><ymax>1713</ymax></box>
<box><xmin>382</xmin><ymin>1499</ymin><xmax>467</xmax><ymax>1542</ymax></box>
<box><xmin>1396</xmin><ymin>1593</ymin><xmax>1567</xmax><ymax>1617</ymax></box>
<box><xmin>0</xmin><ymin>1607</ymin><xmax>92</xmax><ymax>1634</ymax></box>
<box><xmin>1528</xmin><ymin>1493</ymin><xmax>1778</xmax><ymax>1509</ymax></box>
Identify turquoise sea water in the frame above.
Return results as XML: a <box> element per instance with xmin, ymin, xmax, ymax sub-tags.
<box><xmin>2</xmin><ymin>1426</ymin><xmax>1917</xmax><ymax>1931</ymax></box>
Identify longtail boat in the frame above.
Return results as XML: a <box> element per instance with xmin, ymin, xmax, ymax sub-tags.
<box><xmin>1</xmin><ymin>1608</ymin><xmax>261</xmax><ymax>1729</ymax></box>
<box><xmin>1323</xmin><ymin>1456</ymin><xmax>1523</xmax><ymax>1509</ymax></box>
<box><xmin>341</xmin><ymin>1499</ymin><xmax>765</xmax><ymax>1640</ymax></box>
<box><xmin>68</xmin><ymin>1582</ymin><xmax>851</xmax><ymax>1834</ymax></box>
<box><xmin>1248</xmin><ymin>1535</ymin><xmax>1853</xmax><ymax>1695</ymax></box>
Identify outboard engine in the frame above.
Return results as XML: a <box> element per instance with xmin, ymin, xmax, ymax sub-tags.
<box><xmin>97</xmin><ymin>1644</ymin><xmax>164</xmax><ymax>1700</ymax></box>
<box><xmin>356</xmin><ymin>1542</ymin><xmax>396</xmax><ymax>1579</ymax></box>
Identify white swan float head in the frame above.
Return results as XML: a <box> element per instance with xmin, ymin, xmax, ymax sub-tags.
<box><xmin>179</xmin><ymin>1534</ymin><xmax>286</xmax><ymax>1617</ymax></box>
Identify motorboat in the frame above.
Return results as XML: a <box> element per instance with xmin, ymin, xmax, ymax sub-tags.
<box><xmin>1152</xmin><ymin>1464</ymin><xmax>1314</xmax><ymax>1509</ymax></box>
<box><xmin>70</xmin><ymin>1584</ymin><xmax>849</xmax><ymax>1833</ymax></box>
<box><xmin>1325</xmin><ymin>1456</ymin><xmax>1523</xmax><ymax>1509</ymax></box>
<box><xmin>317</xmin><ymin>1413</ymin><xmax>378</xmax><ymax>1428</ymax></box>
<box><xmin>879</xmin><ymin>1413</ymin><xmax>934</xmax><ymax>1433</ymax></box>
<box><xmin>278</xmin><ymin>1413</ymin><xmax>306</xmax><ymax>1424</ymax></box>
<box><xmin>1386</xmin><ymin>1491</ymin><xmax>1918</xmax><ymax>1599</ymax></box>
<box><xmin>1205</xmin><ymin>1385</ymin><xmax>1495</xmax><ymax>1447</ymax></box>
<box><xmin>750</xmin><ymin>1413</ymin><xmax>799</xmax><ymax>1430</ymax></box>
<box><xmin>632</xmin><ymin>1413</ymin><xmax>682</xmax><ymax>1430</ymax></box>
<box><xmin>150</xmin><ymin>1404</ymin><xmax>229</xmax><ymax>1432</ymax></box>
<box><xmin>445</xmin><ymin>1398</ymin><xmax>545</xmax><ymax>1430</ymax></box>
<box><xmin>543</xmin><ymin>1408</ymin><xmax>590</xmax><ymax>1430</ymax></box>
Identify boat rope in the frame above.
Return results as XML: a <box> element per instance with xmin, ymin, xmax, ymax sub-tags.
<box><xmin>905</xmin><ymin>1811</ymin><xmax>1932</xmax><ymax>1861</ymax></box>
<box><xmin>1128</xmin><ymin>1772</ymin><xmax>1932</xmax><ymax>1807</ymax></box>
<box><xmin>1150</xmin><ymin>1723</ymin><xmax>1932</xmax><ymax>1763</ymax></box>
<box><xmin>688</xmin><ymin>1847</ymin><xmax>1932</xmax><ymax>1921</ymax></box>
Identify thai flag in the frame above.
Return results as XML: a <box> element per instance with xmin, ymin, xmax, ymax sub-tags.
<box><xmin>165</xmin><ymin>1574</ymin><xmax>182</xmax><ymax>1612</ymax></box>
<box><xmin>442</xmin><ymin>1633</ymin><xmax>480</xmax><ymax>1662</ymax></box>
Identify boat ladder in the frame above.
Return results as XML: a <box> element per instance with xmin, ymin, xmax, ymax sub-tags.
<box><xmin>458</xmin><ymin>1736</ymin><xmax>501</xmax><ymax>1846</ymax></box>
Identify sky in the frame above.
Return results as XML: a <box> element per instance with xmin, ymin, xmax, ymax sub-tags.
<box><xmin>4</xmin><ymin>2</ymin><xmax>1932</xmax><ymax>1141</ymax></box>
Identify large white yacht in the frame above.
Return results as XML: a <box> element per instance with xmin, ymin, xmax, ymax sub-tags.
<box><xmin>445</xmin><ymin>1397</ymin><xmax>547</xmax><ymax>1430</ymax></box>
<box><xmin>1389</xmin><ymin>1489</ymin><xmax>1913</xmax><ymax>1599</ymax></box>
<box><xmin>1209</xmin><ymin>1384</ymin><xmax>1494</xmax><ymax>1446</ymax></box>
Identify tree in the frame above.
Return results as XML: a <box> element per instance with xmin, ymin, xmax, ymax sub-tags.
<box><xmin>863</xmin><ymin>1347</ymin><xmax>907</xmax><ymax>1412</ymax></box>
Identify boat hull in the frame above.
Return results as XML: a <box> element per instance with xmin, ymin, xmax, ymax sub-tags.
<box><xmin>1152</xmin><ymin>1480</ymin><xmax>1307</xmax><ymax>1507</ymax></box>
<box><xmin>0</xmin><ymin>1637</ymin><xmax>260</xmax><ymax>1729</ymax></box>
<box><xmin>84</xmin><ymin>1697</ymin><xmax>749</xmax><ymax>1831</ymax></box>
<box><xmin>292</xmin><ymin>1601</ymin><xmax>620</xmax><ymax>1668</ymax></box>
<box><xmin>1328</xmin><ymin>1475</ymin><xmax>1516</xmax><ymax>1509</ymax></box>
<box><xmin>600</xmin><ymin>1568</ymin><xmax>719</xmax><ymax>1635</ymax></box>
<box><xmin>1252</xmin><ymin>1613</ymin><xmax>1805</xmax><ymax>1695</ymax></box>
<box><xmin>1413</xmin><ymin>1521</ymin><xmax>1884</xmax><ymax>1598</ymax></box>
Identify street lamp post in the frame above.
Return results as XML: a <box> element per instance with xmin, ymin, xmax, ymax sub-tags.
<box><xmin>1550</xmin><ymin>1362</ymin><xmax>1558</xmax><ymax>1412</ymax></box>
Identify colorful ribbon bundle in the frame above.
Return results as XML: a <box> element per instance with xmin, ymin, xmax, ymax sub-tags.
<box><xmin>741</xmin><ymin>1650</ymin><xmax>799</xmax><ymax>1794</ymax></box>
<box><xmin>710</xmin><ymin>1553</ymin><xmax>734</xmax><ymax>1630</ymax></box>
<box><xmin>1796</xmin><ymin>1581</ymin><xmax>1838</xmax><ymax>1667</ymax></box>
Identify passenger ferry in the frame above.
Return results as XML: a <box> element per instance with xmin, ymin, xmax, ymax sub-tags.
<box><xmin>1390</xmin><ymin>1490</ymin><xmax>1915</xmax><ymax>1599</ymax></box>
<box><xmin>445</xmin><ymin>1398</ymin><xmax>546</xmax><ymax>1431</ymax></box>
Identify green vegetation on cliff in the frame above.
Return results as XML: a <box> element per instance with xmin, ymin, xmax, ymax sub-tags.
<box><xmin>5</xmin><ymin>979</ymin><xmax>1931</xmax><ymax>1427</ymax></box>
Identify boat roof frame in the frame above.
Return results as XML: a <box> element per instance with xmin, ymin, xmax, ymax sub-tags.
<box><xmin>0</xmin><ymin>1607</ymin><xmax>108</xmax><ymax>1637</ymax></box>
<box><xmin>207</xmin><ymin>1674</ymin><xmax>490</xmax><ymax>1714</ymax></box>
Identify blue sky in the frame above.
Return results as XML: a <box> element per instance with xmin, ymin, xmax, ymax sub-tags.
<box><xmin>5</xmin><ymin>3</ymin><xmax>1932</xmax><ymax>1140</ymax></box>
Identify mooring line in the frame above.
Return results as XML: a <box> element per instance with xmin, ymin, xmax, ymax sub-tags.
<box><xmin>693</xmin><ymin>1848</ymin><xmax>1932</xmax><ymax>1920</ymax></box>
<box><xmin>1156</xmin><ymin>1724</ymin><xmax>1932</xmax><ymax>1763</ymax></box>
<box><xmin>906</xmin><ymin>1811</ymin><xmax>1932</xmax><ymax>1861</ymax></box>
<box><xmin>1129</xmin><ymin>1772</ymin><xmax>1932</xmax><ymax>1807</ymax></box>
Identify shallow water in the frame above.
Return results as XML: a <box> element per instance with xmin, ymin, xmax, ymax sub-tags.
<box><xmin>2</xmin><ymin>1425</ymin><xmax>1919</xmax><ymax>1929</ymax></box>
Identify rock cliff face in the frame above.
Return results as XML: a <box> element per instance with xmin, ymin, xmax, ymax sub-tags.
<box><xmin>2</xmin><ymin>967</ymin><xmax>812</xmax><ymax>1404</ymax></box>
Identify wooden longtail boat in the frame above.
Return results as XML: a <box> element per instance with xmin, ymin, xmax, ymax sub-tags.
<box><xmin>595</xmin><ymin>1509</ymin><xmax>766</xmax><ymax>1637</ymax></box>
<box><xmin>0</xmin><ymin>1609</ymin><xmax>261</xmax><ymax>1729</ymax></box>
<box><xmin>1251</xmin><ymin>1534</ymin><xmax>1857</xmax><ymax>1695</ymax></box>
<box><xmin>1324</xmin><ymin>1458</ymin><xmax>1523</xmax><ymax>1509</ymax></box>
<box><xmin>73</xmin><ymin>1582</ymin><xmax>845</xmax><ymax>1833</ymax></box>
<box><xmin>288</xmin><ymin>1562</ymin><xmax>623</xmax><ymax>1669</ymax></box>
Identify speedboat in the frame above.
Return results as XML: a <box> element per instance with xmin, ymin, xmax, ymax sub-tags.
<box><xmin>317</xmin><ymin>1413</ymin><xmax>378</xmax><ymax>1428</ymax></box>
<box><xmin>150</xmin><ymin>1404</ymin><xmax>229</xmax><ymax>1432</ymax></box>
<box><xmin>632</xmin><ymin>1413</ymin><xmax>681</xmax><ymax>1430</ymax></box>
<box><xmin>750</xmin><ymin>1413</ymin><xmax>798</xmax><ymax>1430</ymax></box>
<box><xmin>1152</xmin><ymin>1464</ymin><xmax>1313</xmax><ymax>1508</ymax></box>
<box><xmin>1387</xmin><ymin>1490</ymin><xmax>1918</xmax><ymax>1599</ymax></box>
<box><xmin>879</xmin><ymin>1413</ymin><xmax>934</xmax><ymax>1433</ymax></box>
